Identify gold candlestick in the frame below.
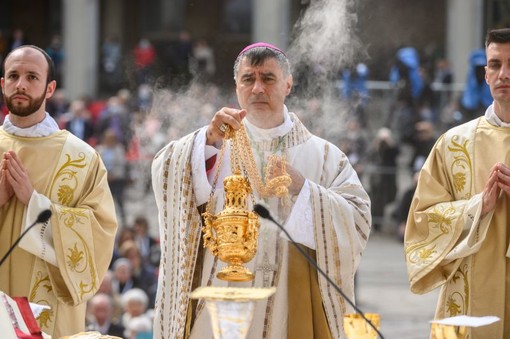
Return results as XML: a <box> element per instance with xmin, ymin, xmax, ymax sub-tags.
<box><xmin>343</xmin><ymin>313</ymin><xmax>381</xmax><ymax>339</ymax></box>
<box><xmin>430</xmin><ymin>323</ymin><xmax>467</xmax><ymax>339</ymax></box>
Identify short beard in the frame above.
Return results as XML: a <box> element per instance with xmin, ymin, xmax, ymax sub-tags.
<box><xmin>4</xmin><ymin>89</ymin><xmax>47</xmax><ymax>117</ymax></box>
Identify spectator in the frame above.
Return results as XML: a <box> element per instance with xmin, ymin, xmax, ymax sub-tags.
<box><xmin>124</xmin><ymin>315</ymin><xmax>153</xmax><ymax>339</ymax></box>
<box><xmin>0</xmin><ymin>29</ymin><xmax>7</xmax><ymax>63</ymax></box>
<box><xmin>86</xmin><ymin>293</ymin><xmax>125</xmax><ymax>337</ymax></box>
<box><xmin>135</xmin><ymin>83</ymin><xmax>152</xmax><ymax>112</ymax></box>
<box><xmin>60</xmin><ymin>99</ymin><xmax>95</xmax><ymax>145</ymax></box>
<box><xmin>111</xmin><ymin>258</ymin><xmax>135</xmax><ymax>295</ymax></box>
<box><xmin>96</xmin><ymin>95</ymin><xmax>131</xmax><ymax>149</ymax></box>
<box><xmin>8</xmin><ymin>28</ymin><xmax>28</xmax><ymax>51</ymax></box>
<box><xmin>173</xmin><ymin>30</ymin><xmax>193</xmax><ymax>86</ymax></box>
<box><xmin>46</xmin><ymin>34</ymin><xmax>64</xmax><ymax>84</ymax></box>
<box><xmin>111</xmin><ymin>227</ymin><xmax>136</xmax><ymax>266</ymax></box>
<box><xmin>96</xmin><ymin>270</ymin><xmax>123</xmax><ymax>321</ymax></box>
<box><xmin>120</xmin><ymin>288</ymin><xmax>151</xmax><ymax>329</ymax></box>
<box><xmin>119</xmin><ymin>240</ymin><xmax>157</xmax><ymax>308</ymax></box>
<box><xmin>341</xmin><ymin>62</ymin><xmax>369</xmax><ymax>127</ymax></box>
<box><xmin>459</xmin><ymin>49</ymin><xmax>493</xmax><ymax>121</ymax></box>
<box><xmin>393</xmin><ymin>171</ymin><xmax>419</xmax><ymax>242</ymax></box>
<box><xmin>45</xmin><ymin>88</ymin><xmax>69</xmax><ymax>120</ymax></box>
<box><xmin>409</xmin><ymin>120</ymin><xmax>437</xmax><ymax>173</ymax></box>
<box><xmin>368</xmin><ymin>127</ymin><xmax>400</xmax><ymax>232</ymax></box>
<box><xmin>132</xmin><ymin>38</ymin><xmax>156</xmax><ymax>85</ymax></box>
<box><xmin>102</xmin><ymin>35</ymin><xmax>123</xmax><ymax>93</ymax></box>
<box><xmin>190</xmin><ymin>38</ymin><xmax>216</xmax><ymax>83</ymax></box>
<box><xmin>96</xmin><ymin>128</ymin><xmax>128</xmax><ymax>224</ymax></box>
<box><xmin>132</xmin><ymin>215</ymin><xmax>160</xmax><ymax>267</ymax></box>
<box><xmin>432</xmin><ymin>58</ymin><xmax>454</xmax><ymax>122</ymax></box>
<box><xmin>388</xmin><ymin>46</ymin><xmax>424</xmax><ymax>144</ymax></box>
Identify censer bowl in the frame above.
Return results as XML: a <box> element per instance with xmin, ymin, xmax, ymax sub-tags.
<box><xmin>211</xmin><ymin>209</ymin><xmax>259</xmax><ymax>282</ymax></box>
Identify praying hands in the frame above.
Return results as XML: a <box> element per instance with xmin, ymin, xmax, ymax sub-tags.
<box><xmin>481</xmin><ymin>162</ymin><xmax>510</xmax><ymax>217</ymax></box>
<box><xmin>0</xmin><ymin>151</ymin><xmax>34</xmax><ymax>206</ymax></box>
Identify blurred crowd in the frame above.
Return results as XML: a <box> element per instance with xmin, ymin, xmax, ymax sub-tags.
<box><xmin>0</xmin><ymin>28</ymin><xmax>495</xmax><ymax>338</ymax></box>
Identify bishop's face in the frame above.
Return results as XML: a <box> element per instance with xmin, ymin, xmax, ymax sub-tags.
<box><xmin>235</xmin><ymin>56</ymin><xmax>292</xmax><ymax>128</ymax></box>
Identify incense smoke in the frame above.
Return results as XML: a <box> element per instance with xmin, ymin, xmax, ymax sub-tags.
<box><xmin>286</xmin><ymin>0</ymin><xmax>363</xmax><ymax>144</ymax></box>
<box><xmin>146</xmin><ymin>0</ymin><xmax>362</xmax><ymax>145</ymax></box>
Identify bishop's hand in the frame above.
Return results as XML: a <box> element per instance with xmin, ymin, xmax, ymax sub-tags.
<box><xmin>206</xmin><ymin>107</ymin><xmax>246</xmax><ymax>146</ymax></box>
<box><xmin>266</xmin><ymin>159</ymin><xmax>304</xmax><ymax>197</ymax></box>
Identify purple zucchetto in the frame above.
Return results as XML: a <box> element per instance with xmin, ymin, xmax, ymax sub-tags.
<box><xmin>237</xmin><ymin>42</ymin><xmax>287</xmax><ymax>58</ymax></box>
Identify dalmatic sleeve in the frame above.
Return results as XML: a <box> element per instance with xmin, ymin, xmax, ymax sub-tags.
<box><xmin>44</xmin><ymin>151</ymin><xmax>118</xmax><ymax>306</ymax></box>
<box><xmin>404</xmin><ymin>136</ymin><xmax>492</xmax><ymax>295</ymax></box>
<box><xmin>308</xmin><ymin>148</ymin><xmax>371</xmax><ymax>337</ymax></box>
<box><xmin>311</xmin><ymin>150</ymin><xmax>372</xmax><ymax>269</ymax></box>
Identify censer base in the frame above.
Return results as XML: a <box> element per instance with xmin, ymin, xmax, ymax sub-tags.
<box><xmin>217</xmin><ymin>265</ymin><xmax>255</xmax><ymax>282</ymax></box>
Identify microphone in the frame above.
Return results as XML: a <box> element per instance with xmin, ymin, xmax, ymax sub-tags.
<box><xmin>0</xmin><ymin>209</ymin><xmax>52</xmax><ymax>267</ymax></box>
<box><xmin>253</xmin><ymin>204</ymin><xmax>384</xmax><ymax>339</ymax></box>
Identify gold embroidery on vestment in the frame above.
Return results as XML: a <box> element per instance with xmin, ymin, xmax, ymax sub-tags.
<box><xmin>448</xmin><ymin>136</ymin><xmax>473</xmax><ymax>198</ymax></box>
<box><xmin>406</xmin><ymin>205</ymin><xmax>456</xmax><ymax>264</ymax></box>
<box><xmin>446</xmin><ymin>264</ymin><xmax>469</xmax><ymax>316</ymax></box>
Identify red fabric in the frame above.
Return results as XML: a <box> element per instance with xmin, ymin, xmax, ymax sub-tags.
<box><xmin>126</xmin><ymin>136</ymin><xmax>141</xmax><ymax>161</ymax></box>
<box><xmin>12</xmin><ymin>297</ymin><xmax>43</xmax><ymax>339</ymax></box>
<box><xmin>205</xmin><ymin>154</ymin><xmax>217</xmax><ymax>175</ymax></box>
<box><xmin>87</xmin><ymin>100</ymin><xmax>106</xmax><ymax>123</ymax></box>
<box><xmin>133</xmin><ymin>46</ymin><xmax>156</xmax><ymax>67</ymax></box>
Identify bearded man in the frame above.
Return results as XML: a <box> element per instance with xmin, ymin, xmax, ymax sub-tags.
<box><xmin>0</xmin><ymin>45</ymin><xmax>118</xmax><ymax>337</ymax></box>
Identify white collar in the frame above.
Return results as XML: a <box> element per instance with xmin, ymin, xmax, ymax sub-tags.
<box><xmin>2</xmin><ymin>112</ymin><xmax>60</xmax><ymax>137</ymax></box>
<box><xmin>484</xmin><ymin>104</ymin><xmax>510</xmax><ymax>127</ymax></box>
<box><xmin>243</xmin><ymin>105</ymin><xmax>293</xmax><ymax>142</ymax></box>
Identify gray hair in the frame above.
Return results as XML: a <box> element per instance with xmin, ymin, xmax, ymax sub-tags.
<box><xmin>121</xmin><ymin>288</ymin><xmax>149</xmax><ymax>309</ymax></box>
<box><xmin>233</xmin><ymin>46</ymin><xmax>291</xmax><ymax>82</ymax></box>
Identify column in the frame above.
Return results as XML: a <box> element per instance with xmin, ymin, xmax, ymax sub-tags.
<box><xmin>63</xmin><ymin>0</ymin><xmax>99</xmax><ymax>100</ymax></box>
<box><xmin>253</xmin><ymin>0</ymin><xmax>291</xmax><ymax>49</ymax></box>
<box><xmin>446</xmin><ymin>0</ymin><xmax>484</xmax><ymax>85</ymax></box>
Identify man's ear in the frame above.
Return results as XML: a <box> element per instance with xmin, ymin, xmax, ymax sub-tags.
<box><xmin>286</xmin><ymin>75</ymin><xmax>293</xmax><ymax>96</ymax></box>
<box><xmin>45</xmin><ymin>80</ymin><xmax>57</xmax><ymax>99</ymax></box>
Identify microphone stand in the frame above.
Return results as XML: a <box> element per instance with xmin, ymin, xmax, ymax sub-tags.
<box><xmin>253</xmin><ymin>204</ymin><xmax>384</xmax><ymax>339</ymax></box>
<box><xmin>0</xmin><ymin>209</ymin><xmax>52</xmax><ymax>267</ymax></box>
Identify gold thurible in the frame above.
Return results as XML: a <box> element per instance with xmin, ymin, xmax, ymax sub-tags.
<box><xmin>203</xmin><ymin>170</ymin><xmax>260</xmax><ymax>281</ymax></box>
<box><xmin>202</xmin><ymin>123</ymin><xmax>291</xmax><ymax>282</ymax></box>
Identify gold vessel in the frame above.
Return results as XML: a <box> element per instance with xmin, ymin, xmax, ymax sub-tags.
<box><xmin>202</xmin><ymin>124</ymin><xmax>291</xmax><ymax>282</ymax></box>
<box><xmin>343</xmin><ymin>313</ymin><xmax>381</xmax><ymax>339</ymax></box>
<box><xmin>203</xmin><ymin>170</ymin><xmax>260</xmax><ymax>281</ymax></box>
<box><xmin>190</xmin><ymin>286</ymin><xmax>276</xmax><ymax>339</ymax></box>
<box><xmin>431</xmin><ymin>323</ymin><xmax>467</xmax><ymax>339</ymax></box>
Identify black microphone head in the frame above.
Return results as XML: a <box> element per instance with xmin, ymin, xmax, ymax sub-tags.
<box><xmin>253</xmin><ymin>204</ymin><xmax>271</xmax><ymax>220</ymax></box>
<box><xmin>36</xmin><ymin>209</ymin><xmax>52</xmax><ymax>224</ymax></box>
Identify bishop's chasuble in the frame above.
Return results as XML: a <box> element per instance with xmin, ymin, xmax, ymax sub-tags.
<box><xmin>0</xmin><ymin>129</ymin><xmax>118</xmax><ymax>338</ymax></box>
<box><xmin>152</xmin><ymin>112</ymin><xmax>371</xmax><ymax>339</ymax></box>
<box><xmin>405</xmin><ymin>116</ymin><xmax>510</xmax><ymax>338</ymax></box>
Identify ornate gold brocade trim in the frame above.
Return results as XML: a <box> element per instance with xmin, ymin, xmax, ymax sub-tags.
<box><xmin>28</xmin><ymin>134</ymin><xmax>97</xmax><ymax>334</ymax></box>
<box><xmin>447</xmin><ymin>136</ymin><xmax>473</xmax><ymax>199</ymax></box>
